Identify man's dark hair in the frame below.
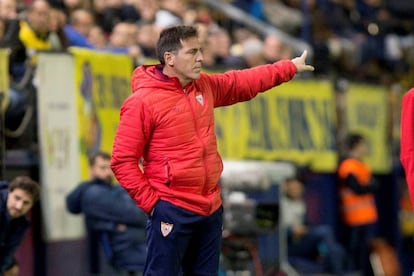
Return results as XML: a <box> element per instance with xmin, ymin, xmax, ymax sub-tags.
<box><xmin>9</xmin><ymin>176</ymin><xmax>40</xmax><ymax>203</ymax></box>
<box><xmin>346</xmin><ymin>133</ymin><xmax>365</xmax><ymax>151</ymax></box>
<box><xmin>88</xmin><ymin>151</ymin><xmax>111</xmax><ymax>166</ymax></box>
<box><xmin>156</xmin><ymin>25</ymin><xmax>199</xmax><ymax>65</ymax></box>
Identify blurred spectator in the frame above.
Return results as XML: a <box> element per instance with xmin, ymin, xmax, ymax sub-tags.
<box><xmin>66</xmin><ymin>151</ymin><xmax>147</xmax><ymax>275</ymax></box>
<box><xmin>108</xmin><ymin>22</ymin><xmax>136</xmax><ymax>48</ymax></box>
<box><xmin>207</xmin><ymin>27</ymin><xmax>244</xmax><ymax>70</ymax></box>
<box><xmin>97</xmin><ymin>0</ymin><xmax>140</xmax><ymax>34</ymax></box>
<box><xmin>154</xmin><ymin>0</ymin><xmax>185</xmax><ymax>29</ymax></box>
<box><xmin>88</xmin><ymin>24</ymin><xmax>107</xmax><ymax>48</ymax></box>
<box><xmin>0</xmin><ymin>176</ymin><xmax>40</xmax><ymax>274</ymax></box>
<box><xmin>64</xmin><ymin>8</ymin><xmax>95</xmax><ymax>48</ymax></box>
<box><xmin>64</xmin><ymin>8</ymin><xmax>141</xmax><ymax>60</ymax></box>
<box><xmin>48</xmin><ymin>7</ymin><xmax>69</xmax><ymax>50</ymax></box>
<box><xmin>0</xmin><ymin>0</ymin><xmax>17</xmax><ymax>20</ymax></box>
<box><xmin>241</xmin><ymin>37</ymin><xmax>266</xmax><ymax>67</ymax></box>
<box><xmin>20</xmin><ymin>0</ymin><xmax>52</xmax><ymax>57</ymax></box>
<box><xmin>263</xmin><ymin>34</ymin><xmax>293</xmax><ymax>63</ymax></box>
<box><xmin>136</xmin><ymin>22</ymin><xmax>157</xmax><ymax>58</ymax></box>
<box><xmin>3</xmin><ymin>258</ymin><xmax>19</xmax><ymax>276</ymax></box>
<box><xmin>337</xmin><ymin>133</ymin><xmax>378</xmax><ymax>274</ymax></box>
<box><xmin>0</xmin><ymin>0</ymin><xmax>54</xmax><ymax>81</ymax></box>
<box><xmin>281</xmin><ymin>177</ymin><xmax>345</xmax><ymax>275</ymax></box>
<box><xmin>133</xmin><ymin>0</ymin><xmax>157</xmax><ymax>24</ymax></box>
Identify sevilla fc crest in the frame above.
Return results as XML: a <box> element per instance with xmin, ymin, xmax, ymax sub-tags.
<box><xmin>195</xmin><ymin>94</ymin><xmax>204</xmax><ymax>105</ymax></box>
<box><xmin>161</xmin><ymin>221</ymin><xmax>174</xmax><ymax>237</ymax></box>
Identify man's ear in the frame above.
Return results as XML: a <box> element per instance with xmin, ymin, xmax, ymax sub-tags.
<box><xmin>164</xmin><ymin>52</ymin><xmax>175</xmax><ymax>66</ymax></box>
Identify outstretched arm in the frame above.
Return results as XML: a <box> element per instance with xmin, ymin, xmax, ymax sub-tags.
<box><xmin>208</xmin><ymin>50</ymin><xmax>314</xmax><ymax>107</ymax></box>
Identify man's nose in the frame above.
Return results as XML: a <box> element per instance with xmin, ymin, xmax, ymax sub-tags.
<box><xmin>196</xmin><ymin>51</ymin><xmax>204</xmax><ymax>62</ymax></box>
<box><xmin>15</xmin><ymin>201</ymin><xmax>23</xmax><ymax>210</ymax></box>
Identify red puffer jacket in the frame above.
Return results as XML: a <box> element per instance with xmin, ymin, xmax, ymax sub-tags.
<box><xmin>111</xmin><ymin>60</ymin><xmax>297</xmax><ymax>215</ymax></box>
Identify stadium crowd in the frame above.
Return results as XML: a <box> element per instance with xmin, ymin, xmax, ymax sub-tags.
<box><xmin>0</xmin><ymin>0</ymin><xmax>414</xmax><ymax>86</ymax></box>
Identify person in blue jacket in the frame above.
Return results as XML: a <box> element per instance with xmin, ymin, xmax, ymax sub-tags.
<box><xmin>0</xmin><ymin>176</ymin><xmax>40</xmax><ymax>275</ymax></box>
<box><xmin>66</xmin><ymin>151</ymin><xmax>147</xmax><ymax>275</ymax></box>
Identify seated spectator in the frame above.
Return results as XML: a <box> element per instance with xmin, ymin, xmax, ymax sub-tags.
<box><xmin>133</xmin><ymin>0</ymin><xmax>158</xmax><ymax>24</ymax></box>
<box><xmin>87</xmin><ymin>24</ymin><xmax>107</xmax><ymax>48</ymax></box>
<box><xmin>241</xmin><ymin>37</ymin><xmax>266</xmax><ymax>68</ymax></box>
<box><xmin>63</xmin><ymin>8</ymin><xmax>95</xmax><ymax>48</ymax></box>
<box><xmin>154</xmin><ymin>0</ymin><xmax>185</xmax><ymax>29</ymax></box>
<box><xmin>263</xmin><ymin>34</ymin><xmax>293</xmax><ymax>63</ymax></box>
<box><xmin>66</xmin><ymin>151</ymin><xmax>147</xmax><ymax>276</ymax></box>
<box><xmin>0</xmin><ymin>0</ymin><xmax>17</xmax><ymax>20</ymax></box>
<box><xmin>64</xmin><ymin>8</ymin><xmax>142</xmax><ymax>60</ymax></box>
<box><xmin>98</xmin><ymin>0</ymin><xmax>140</xmax><ymax>33</ymax></box>
<box><xmin>0</xmin><ymin>0</ymin><xmax>53</xmax><ymax>81</ymax></box>
<box><xmin>136</xmin><ymin>22</ymin><xmax>157</xmax><ymax>58</ymax></box>
<box><xmin>206</xmin><ymin>27</ymin><xmax>244</xmax><ymax>70</ymax></box>
<box><xmin>0</xmin><ymin>176</ymin><xmax>40</xmax><ymax>274</ymax></box>
<box><xmin>281</xmin><ymin>177</ymin><xmax>345</xmax><ymax>275</ymax></box>
<box><xmin>19</xmin><ymin>0</ymin><xmax>52</xmax><ymax>60</ymax></box>
<box><xmin>48</xmin><ymin>7</ymin><xmax>69</xmax><ymax>50</ymax></box>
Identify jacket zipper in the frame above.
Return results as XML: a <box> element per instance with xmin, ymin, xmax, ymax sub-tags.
<box><xmin>183</xmin><ymin>88</ymin><xmax>208</xmax><ymax>195</ymax></box>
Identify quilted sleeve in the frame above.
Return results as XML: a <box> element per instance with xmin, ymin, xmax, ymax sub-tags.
<box><xmin>205</xmin><ymin>59</ymin><xmax>297</xmax><ymax>107</ymax></box>
<box><xmin>401</xmin><ymin>88</ymin><xmax>414</xmax><ymax>207</ymax></box>
<box><xmin>111</xmin><ymin>94</ymin><xmax>159</xmax><ymax>214</ymax></box>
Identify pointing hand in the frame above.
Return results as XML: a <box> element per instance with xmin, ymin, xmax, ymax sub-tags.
<box><xmin>291</xmin><ymin>50</ymin><xmax>315</xmax><ymax>73</ymax></box>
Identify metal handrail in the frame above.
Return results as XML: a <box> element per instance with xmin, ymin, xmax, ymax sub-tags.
<box><xmin>200</xmin><ymin>0</ymin><xmax>312</xmax><ymax>57</ymax></box>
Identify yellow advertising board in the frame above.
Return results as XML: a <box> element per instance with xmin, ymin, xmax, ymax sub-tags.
<box><xmin>215</xmin><ymin>80</ymin><xmax>337</xmax><ymax>172</ymax></box>
<box><xmin>0</xmin><ymin>49</ymin><xmax>9</xmax><ymax>112</ymax></box>
<box><xmin>346</xmin><ymin>84</ymin><xmax>391</xmax><ymax>173</ymax></box>
<box><xmin>71</xmin><ymin>48</ymin><xmax>133</xmax><ymax>180</ymax></box>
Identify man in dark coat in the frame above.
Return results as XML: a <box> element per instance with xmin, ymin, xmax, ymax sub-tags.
<box><xmin>66</xmin><ymin>151</ymin><xmax>147</xmax><ymax>275</ymax></box>
<box><xmin>0</xmin><ymin>176</ymin><xmax>40</xmax><ymax>274</ymax></box>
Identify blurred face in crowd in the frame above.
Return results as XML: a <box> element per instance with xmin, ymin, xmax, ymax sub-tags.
<box><xmin>263</xmin><ymin>34</ymin><xmax>283</xmax><ymax>62</ymax></box>
<box><xmin>90</xmin><ymin>156</ymin><xmax>113</xmax><ymax>184</ymax></box>
<box><xmin>353</xmin><ymin>139</ymin><xmax>369</xmax><ymax>158</ymax></box>
<box><xmin>164</xmin><ymin>36</ymin><xmax>204</xmax><ymax>87</ymax></box>
<box><xmin>7</xmin><ymin>188</ymin><xmax>34</xmax><ymax>219</ymax></box>
<box><xmin>135</xmin><ymin>0</ymin><xmax>158</xmax><ymax>22</ymax></box>
<box><xmin>49</xmin><ymin>8</ymin><xmax>66</xmax><ymax>32</ymax></box>
<box><xmin>214</xmin><ymin>30</ymin><xmax>231</xmax><ymax>58</ymax></box>
<box><xmin>64</xmin><ymin>0</ymin><xmax>84</xmax><ymax>11</ymax></box>
<box><xmin>92</xmin><ymin>0</ymin><xmax>106</xmax><ymax>13</ymax></box>
<box><xmin>88</xmin><ymin>25</ymin><xmax>107</xmax><ymax>48</ymax></box>
<box><xmin>284</xmin><ymin>179</ymin><xmax>304</xmax><ymax>200</ymax></box>
<box><xmin>109</xmin><ymin>22</ymin><xmax>137</xmax><ymax>47</ymax></box>
<box><xmin>28</xmin><ymin>0</ymin><xmax>50</xmax><ymax>34</ymax></box>
<box><xmin>0</xmin><ymin>0</ymin><xmax>17</xmax><ymax>20</ymax></box>
<box><xmin>72</xmin><ymin>9</ymin><xmax>94</xmax><ymax>36</ymax></box>
<box><xmin>137</xmin><ymin>23</ymin><xmax>157</xmax><ymax>49</ymax></box>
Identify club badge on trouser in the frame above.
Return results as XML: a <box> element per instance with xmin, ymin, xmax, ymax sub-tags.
<box><xmin>161</xmin><ymin>221</ymin><xmax>174</xmax><ymax>237</ymax></box>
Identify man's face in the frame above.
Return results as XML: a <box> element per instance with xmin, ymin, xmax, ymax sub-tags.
<box><xmin>0</xmin><ymin>0</ymin><xmax>17</xmax><ymax>20</ymax></box>
<box><xmin>167</xmin><ymin>36</ymin><xmax>203</xmax><ymax>86</ymax></box>
<box><xmin>285</xmin><ymin>179</ymin><xmax>304</xmax><ymax>200</ymax></box>
<box><xmin>28</xmin><ymin>1</ymin><xmax>50</xmax><ymax>33</ymax></box>
<box><xmin>90</xmin><ymin>156</ymin><xmax>113</xmax><ymax>184</ymax></box>
<box><xmin>7</xmin><ymin>188</ymin><xmax>34</xmax><ymax>219</ymax></box>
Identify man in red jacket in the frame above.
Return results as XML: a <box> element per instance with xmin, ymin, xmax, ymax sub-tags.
<box><xmin>111</xmin><ymin>25</ymin><xmax>314</xmax><ymax>276</ymax></box>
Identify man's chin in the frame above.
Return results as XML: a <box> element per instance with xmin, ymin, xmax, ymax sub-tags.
<box><xmin>9</xmin><ymin>211</ymin><xmax>21</xmax><ymax>218</ymax></box>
